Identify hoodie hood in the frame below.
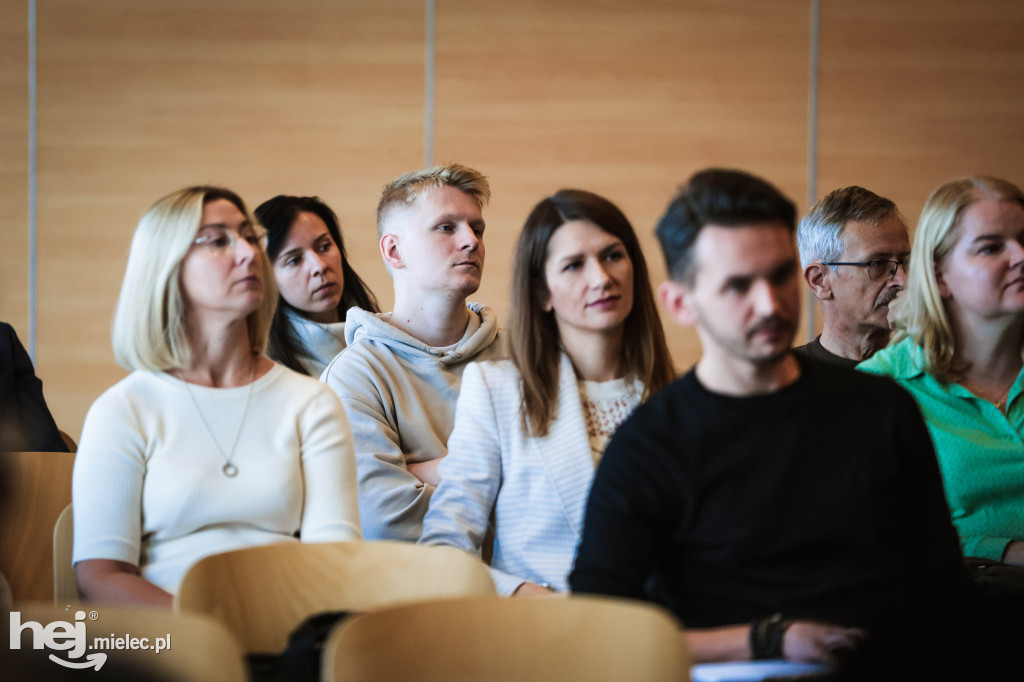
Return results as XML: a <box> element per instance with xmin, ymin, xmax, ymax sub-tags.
<box><xmin>344</xmin><ymin>302</ymin><xmax>500</xmax><ymax>367</ymax></box>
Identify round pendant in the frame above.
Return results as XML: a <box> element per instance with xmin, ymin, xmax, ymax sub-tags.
<box><xmin>222</xmin><ymin>463</ymin><xmax>238</xmax><ymax>477</ymax></box>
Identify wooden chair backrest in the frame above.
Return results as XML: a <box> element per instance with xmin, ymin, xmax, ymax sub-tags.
<box><xmin>0</xmin><ymin>450</ymin><xmax>75</xmax><ymax>602</ymax></box>
<box><xmin>53</xmin><ymin>503</ymin><xmax>77</xmax><ymax>606</ymax></box>
<box><xmin>176</xmin><ymin>540</ymin><xmax>496</xmax><ymax>653</ymax></box>
<box><xmin>12</xmin><ymin>603</ymin><xmax>247</xmax><ymax>682</ymax></box>
<box><xmin>323</xmin><ymin>594</ymin><xmax>691</xmax><ymax>682</ymax></box>
<box><xmin>58</xmin><ymin>430</ymin><xmax>78</xmax><ymax>452</ymax></box>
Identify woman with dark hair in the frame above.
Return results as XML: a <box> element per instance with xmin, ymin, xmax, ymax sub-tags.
<box><xmin>420</xmin><ymin>189</ymin><xmax>674</xmax><ymax>596</ymax></box>
<box><xmin>861</xmin><ymin>175</ymin><xmax>1024</xmax><ymax>566</ymax></box>
<box><xmin>255</xmin><ymin>196</ymin><xmax>379</xmax><ymax>376</ymax></box>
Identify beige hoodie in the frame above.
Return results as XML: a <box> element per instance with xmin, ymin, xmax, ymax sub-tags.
<box><xmin>320</xmin><ymin>302</ymin><xmax>502</xmax><ymax>541</ymax></box>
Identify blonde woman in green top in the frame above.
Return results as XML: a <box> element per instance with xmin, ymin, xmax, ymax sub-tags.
<box><xmin>860</xmin><ymin>176</ymin><xmax>1024</xmax><ymax>564</ymax></box>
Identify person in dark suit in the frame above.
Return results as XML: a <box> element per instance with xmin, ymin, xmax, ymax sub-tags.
<box><xmin>0</xmin><ymin>322</ymin><xmax>68</xmax><ymax>452</ymax></box>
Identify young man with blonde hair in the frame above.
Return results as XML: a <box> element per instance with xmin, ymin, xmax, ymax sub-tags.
<box><xmin>321</xmin><ymin>163</ymin><xmax>502</xmax><ymax>541</ymax></box>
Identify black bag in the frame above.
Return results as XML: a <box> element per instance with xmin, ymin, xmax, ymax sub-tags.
<box><xmin>247</xmin><ymin>610</ymin><xmax>354</xmax><ymax>682</ymax></box>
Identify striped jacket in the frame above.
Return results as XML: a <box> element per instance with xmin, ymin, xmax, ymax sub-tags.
<box><xmin>420</xmin><ymin>354</ymin><xmax>604</xmax><ymax>596</ymax></box>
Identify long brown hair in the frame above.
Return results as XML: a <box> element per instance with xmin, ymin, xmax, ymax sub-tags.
<box><xmin>509</xmin><ymin>189</ymin><xmax>675</xmax><ymax>437</ymax></box>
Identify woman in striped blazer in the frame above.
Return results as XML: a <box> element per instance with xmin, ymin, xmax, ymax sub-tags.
<box><xmin>420</xmin><ymin>189</ymin><xmax>674</xmax><ymax>596</ymax></box>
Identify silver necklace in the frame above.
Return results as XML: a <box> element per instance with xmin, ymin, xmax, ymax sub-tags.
<box><xmin>179</xmin><ymin>359</ymin><xmax>256</xmax><ymax>477</ymax></box>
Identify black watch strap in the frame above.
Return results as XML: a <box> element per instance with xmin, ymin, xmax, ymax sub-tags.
<box><xmin>750</xmin><ymin>612</ymin><xmax>789</xmax><ymax>659</ymax></box>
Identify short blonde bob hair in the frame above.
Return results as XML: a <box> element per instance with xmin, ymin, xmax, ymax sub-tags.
<box><xmin>112</xmin><ymin>186</ymin><xmax>277</xmax><ymax>371</ymax></box>
<box><xmin>895</xmin><ymin>175</ymin><xmax>1024</xmax><ymax>380</ymax></box>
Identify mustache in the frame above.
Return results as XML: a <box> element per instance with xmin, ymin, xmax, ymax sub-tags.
<box><xmin>875</xmin><ymin>288</ymin><xmax>901</xmax><ymax>308</ymax></box>
<box><xmin>746</xmin><ymin>315</ymin><xmax>792</xmax><ymax>339</ymax></box>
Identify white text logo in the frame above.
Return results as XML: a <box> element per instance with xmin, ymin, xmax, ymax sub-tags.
<box><xmin>9</xmin><ymin>610</ymin><xmax>171</xmax><ymax>671</ymax></box>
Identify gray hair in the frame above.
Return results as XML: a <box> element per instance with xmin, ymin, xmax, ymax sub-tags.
<box><xmin>797</xmin><ymin>186</ymin><xmax>901</xmax><ymax>269</ymax></box>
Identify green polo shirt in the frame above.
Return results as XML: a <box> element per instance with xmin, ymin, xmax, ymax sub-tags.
<box><xmin>859</xmin><ymin>337</ymin><xmax>1024</xmax><ymax>561</ymax></box>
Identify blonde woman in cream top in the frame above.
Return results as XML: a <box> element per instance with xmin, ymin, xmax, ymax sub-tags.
<box><xmin>73</xmin><ymin>187</ymin><xmax>360</xmax><ymax>608</ymax></box>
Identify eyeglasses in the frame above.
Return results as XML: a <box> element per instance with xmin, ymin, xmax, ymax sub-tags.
<box><xmin>820</xmin><ymin>258</ymin><xmax>909</xmax><ymax>282</ymax></box>
<box><xmin>192</xmin><ymin>227</ymin><xmax>266</xmax><ymax>255</ymax></box>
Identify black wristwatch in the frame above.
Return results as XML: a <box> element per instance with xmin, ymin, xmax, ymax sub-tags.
<box><xmin>750</xmin><ymin>612</ymin><xmax>790</xmax><ymax>659</ymax></box>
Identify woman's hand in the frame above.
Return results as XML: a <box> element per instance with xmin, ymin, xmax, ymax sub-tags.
<box><xmin>74</xmin><ymin>559</ymin><xmax>173</xmax><ymax>609</ymax></box>
<box><xmin>511</xmin><ymin>582</ymin><xmax>556</xmax><ymax>598</ymax></box>
<box><xmin>1002</xmin><ymin>541</ymin><xmax>1024</xmax><ymax>566</ymax></box>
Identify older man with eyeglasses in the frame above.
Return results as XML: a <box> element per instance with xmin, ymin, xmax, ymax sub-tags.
<box><xmin>796</xmin><ymin>186</ymin><xmax>910</xmax><ymax>367</ymax></box>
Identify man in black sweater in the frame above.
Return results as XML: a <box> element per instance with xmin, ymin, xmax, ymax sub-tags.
<box><xmin>570</xmin><ymin>169</ymin><xmax>970</xmax><ymax>668</ymax></box>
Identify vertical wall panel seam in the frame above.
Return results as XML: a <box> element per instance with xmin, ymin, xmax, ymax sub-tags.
<box><xmin>28</xmin><ymin>0</ymin><xmax>38</xmax><ymax>360</ymax></box>
<box><xmin>806</xmin><ymin>0</ymin><xmax>820</xmax><ymax>342</ymax></box>
<box><xmin>424</xmin><ymin>0</ymin><xmax>435</xmax><ymax>167</ymax></box>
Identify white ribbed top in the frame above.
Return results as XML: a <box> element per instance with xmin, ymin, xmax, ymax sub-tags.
<box><xmin>72</xmin><ymin>364</ymin><xmax>361</xmax><ymax>594</ymax></box>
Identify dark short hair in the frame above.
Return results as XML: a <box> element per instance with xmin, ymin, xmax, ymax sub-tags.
<box><xmin>656</xmin><ymin>168</ymin><xmax>797</xmax><ymax>283</ymax></box>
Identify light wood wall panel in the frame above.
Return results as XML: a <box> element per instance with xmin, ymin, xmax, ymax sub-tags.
<box><xmin>21</xmin><ymin>0</ymin><xmax>1024</xmax><ymax>435</ymax></box>
<box><xmin>434</xmin><ymin>0</ymin><xmax>811</xmax><ymax>371</ymax></box>
<box><xmin>36</xmin><ymin>0</ymin><xmax>424</xmax><ymax>437</ymax></box>
<box><xmin>817</xmin><ymin>0</ymin><xmax>1024</xmax><ymax>228</ymax></box>
<box><xmin>1</xmin><ymin>0</ymin><xmax>29</xmax><ymax>335</ymax></box>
